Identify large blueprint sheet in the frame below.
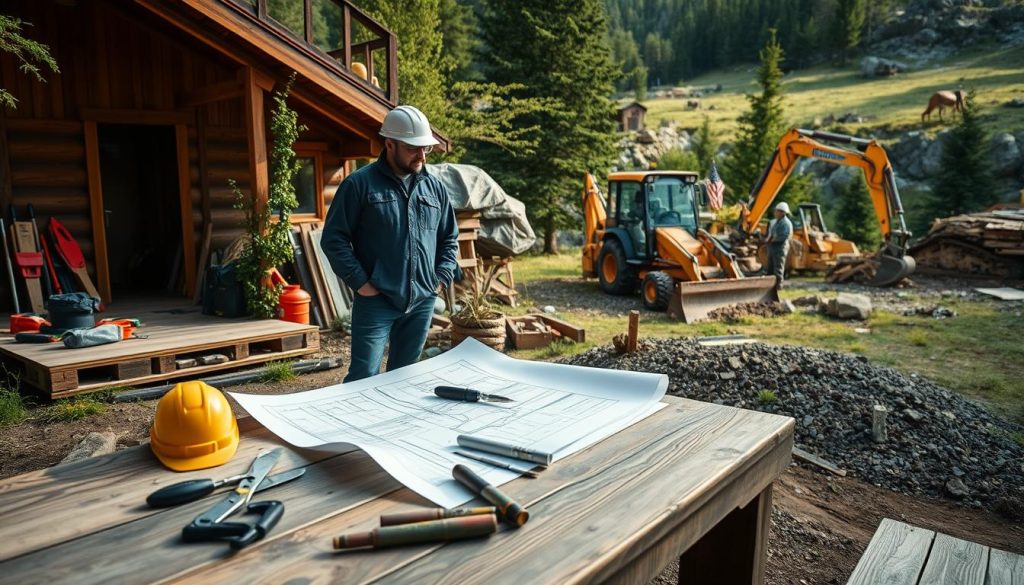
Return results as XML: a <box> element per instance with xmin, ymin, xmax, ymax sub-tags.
<box><xmin>230</xmin><ymin>338</ymin><xmax>668</xmax><ymax>507</ymax></box>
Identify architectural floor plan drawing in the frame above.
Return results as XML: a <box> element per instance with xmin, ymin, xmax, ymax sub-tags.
<box><xmin>231</xmin><ymin>338</ymin><xmax>668</xmax><ymax>507</ymax></box>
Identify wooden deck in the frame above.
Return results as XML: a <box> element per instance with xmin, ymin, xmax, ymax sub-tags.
<box><xmin>1</xmin><ymin>298</ymin><xmax>319</xmax><ymax>398</ymax></box>
<box><xmin>846</xmin><ymin>518</ymin><xmax>1024</xmax><ymax>585</ymax></box>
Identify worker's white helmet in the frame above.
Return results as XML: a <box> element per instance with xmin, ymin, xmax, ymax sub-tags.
<box><xmin>379</xmin><ymin>105</ymin><xmax>439</xmax><ymax>147</ymax></box>
<box><xmin>774</xmin><ymin>202</ymin><xmax>791</xmax><ymax>215</ymax></box>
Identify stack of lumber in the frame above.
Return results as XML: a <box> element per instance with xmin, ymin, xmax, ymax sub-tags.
<box><xmin>505</xmin><ymin>314</ymin><xmax>585</xmax><ymax>350</ymax></box>
<box><xmin>909</xmin><ymin>209</ymin><xmax>1024</xmax><ymax>278</ymax></box>
<box><xmin>454</xmin><ymin>211</ymin><xmax>520</xmax><ymax>307</ymax></box>
<box><xmin>825</xmin><ymin>255</ymin><xmax>877</xmax><ymax>284</ymax></box>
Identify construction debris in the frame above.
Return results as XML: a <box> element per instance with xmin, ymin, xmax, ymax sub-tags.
<box><xmin>909</xmin><ymin>209</ymin><xmax>1024</xmax><ymax>278</ymax></box>
<box><xmin>705</xmin><ymin>301</ymin><xmax>787</xmax><ymax>322</ymax></box>
<box><xmin>505</xmin><ymin>314</ymin><xmax>585</xmax><ymax>350</ymax></box>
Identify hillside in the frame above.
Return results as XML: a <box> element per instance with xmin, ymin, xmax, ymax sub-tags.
<box><xmin>641</xmin><ymin>44</ymin><xmax>1024</xmax><ymax>142</ymax></box>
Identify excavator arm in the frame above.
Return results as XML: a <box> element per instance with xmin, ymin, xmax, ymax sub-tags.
<box><xmin>737</xmin><ymin>129</ymin><xmax>914</xmax><ymax>285</ymax></box>
<box><xmin>581</xmin><ymin>173</ymin><xmax>608</xmax><ymax>278</ymax></box>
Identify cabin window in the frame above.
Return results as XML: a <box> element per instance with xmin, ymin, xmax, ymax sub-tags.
<box><xmin>276</xmin><ymin>147</ymin><xmax>325</xmax><ymax>222</ymax></box>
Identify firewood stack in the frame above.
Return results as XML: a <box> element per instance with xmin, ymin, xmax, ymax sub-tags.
<box><xmin>908</xmin><ymin>209</ymin><xmax>1024</xmax><ymax>278</ymax></box>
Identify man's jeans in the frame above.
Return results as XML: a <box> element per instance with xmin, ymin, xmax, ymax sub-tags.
<box><xmin>344</xmin><ymin>293</ymin><xmax>436</xmax><ymax>383</ymax></box>
<box><xmin>766</xmin><ymin>242</ymin><xmax>790</xmax><ymax>287</ymax></box>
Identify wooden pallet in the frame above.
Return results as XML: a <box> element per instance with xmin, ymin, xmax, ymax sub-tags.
<box><xmin>1</xmin><ymin>302</ymin><xmax>319</xmax><ymax>399</ymax></box>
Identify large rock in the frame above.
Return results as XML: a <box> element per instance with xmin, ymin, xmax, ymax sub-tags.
<box><xmin>890</xmin><ymin>131</ymin><xmax>931</xmax><ymax>180</ymax></box>
<box><xmin>921</xmin><ymin>130</ymin><xmax>952</xmax><ymax>177</ymax></box>
<box><xmin>828</xmin><ymin>293</ymin><xmax>873</xmax><ymax>320</ymax></box>
<box><xmin>827</xmin><ymin>165</ymin><xmax>861</xmax><ymax>193</ymax></box>
<box><xmin>989</xmin><ymin>133</ymin><xmax>1021</xmax><ymax>177</ymax></box>
<box><xmin>61</xmin><ymin>431</ymin><xmax>117</xmax><ymax>464</ymax></box>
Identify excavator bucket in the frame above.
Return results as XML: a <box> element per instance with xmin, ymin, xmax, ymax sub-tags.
<box><xmin>867</xmin><ymin>254</ymin><xmax>916</xmax><ymax>287</ymax></box>
<box><xmin>667</xmin><ymin>276</ymin><xmax>780</xmax><ymax>323</ymax></box>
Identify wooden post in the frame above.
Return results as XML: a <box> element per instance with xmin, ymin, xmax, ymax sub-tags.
<box><xmin>679</xmin><ymin>484</ymin><xmax>773</xmax><ymax>585</ymax></box>
<box><xmin>872</xmin><ymin>404</ymin><xmax>888</xmax><ymax>443</ymax></box>
<box><xmin>83</xmin><ymin>120</ymin><xmax>112</xmax><ymax>304</ymax></box>
<box><xmin>243</xmin><ymin>67</ymin><xmax>269</xmax><ymax>218</ymax></box>
<box><xmin>627</xmin><ymin>310</ymin><xmax>639</xmax><ymax>353</ymax></box>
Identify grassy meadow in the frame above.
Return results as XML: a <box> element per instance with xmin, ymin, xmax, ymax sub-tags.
<box><xmin>506</xmin><ymin>250</ymin><xmax>1024</xmax><ymax>425</ymax></box>
<box><xmin>640</xmin><ymin>44</ymin><xmax>1024</xmax><ymax>141</ymax></box>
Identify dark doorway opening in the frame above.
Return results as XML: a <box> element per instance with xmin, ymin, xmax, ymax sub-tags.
<box><xmin>97</xmin><ymin>125</ymin><xmax>182</xmax><ymax>295</ymax></box>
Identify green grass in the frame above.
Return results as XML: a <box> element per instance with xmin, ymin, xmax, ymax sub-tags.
<box><xmin>757</xmin><ymin>389</ymin><xmax>778</xmax><ymax>404</ymax></box>
<box><xmin>0</xmin><ymin>388</ymin><xmax>27</xmax><ymax>427</ymax></box>
<box><xmin>38</xmin><ymin>398</ymin><xmax>106</xmax><ymax>423</ymax></box>
<box><xmin>641</xmin><ymin>44</ymin><xmax>1024</xmax><ymax>140</ymax></box>
<box><xmin>508</xmin><ymin>252</ymin><xmax>1024</xmax><ymax>423</ymax></box>
<box><xmin>261</xmin><ymin>360</ymin><xmax>297</xmax><ymax>383</ymax></box>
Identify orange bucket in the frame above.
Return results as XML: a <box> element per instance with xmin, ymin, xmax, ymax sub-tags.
<box><xmin>278</xmin><ymin>285</ymin><xmax>311</xmax><ymax>324</ymax></box>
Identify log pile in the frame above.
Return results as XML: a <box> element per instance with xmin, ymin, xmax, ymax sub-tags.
<box><xmin>825</xmin><ymin>255</ymin><xmax>878</xmax><ymax>283</ymax></box>
<box><xmin>909</xmin><ymin>209</ymin><xmax>1024</xmax><ymax>278</ymax></box>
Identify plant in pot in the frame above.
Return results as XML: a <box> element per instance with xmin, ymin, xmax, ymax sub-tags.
<box><xmin>449</xmin><ymin>265</ymin><xmax>506</xmax><ymax>350</ymax></box>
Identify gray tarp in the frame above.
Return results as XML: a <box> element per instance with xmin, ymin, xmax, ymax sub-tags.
<box><xmin>426</xmin><ymin>163</ymin><xmax>536</xmax><ymax>257</ymax></box>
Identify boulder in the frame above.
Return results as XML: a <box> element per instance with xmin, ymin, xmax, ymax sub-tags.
<box><xmin>989</xmin><ymin>133</ymin><xmax>1021</xmax><ymax>177</ymax></box>
<box><xmin>828</xmin><ymin>293</ymin><xmax>873</xmax><ymax>320</ymax></box>
<box><xmin>61</xmin><ymin>431</ymin><xmax>117</xmax><ymax>464</ymax></box>
<box><xmin>635</xmin><ymin>129</ymin><xmax>657</xmax><ymax>145</ymax></box>
<box><xmin>827</xmin><ymin>165</ymin><xmax>861</xmax><ymax>193</ymax></box>
<box><xmin>921</xmin><ymin>130</ymin><xmax>952</xmax><ymax>177</ymax></box>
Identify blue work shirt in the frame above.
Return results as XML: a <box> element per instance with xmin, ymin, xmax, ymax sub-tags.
<box><xmin>768</xmin><ymin>215</ymin><xmax>793</xmax><ymax>247</ymax></box>
<box><xmin>321</xmin><ymin>154</ymin><xmax>459</xmax><ymax>312</ymax></box>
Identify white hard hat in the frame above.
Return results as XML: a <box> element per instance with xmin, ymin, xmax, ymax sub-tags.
<box><xmin>774</xmin><ymin>201</ymin><xmax>791</xmax><ymax>214</ymax></box>
<box><xmin>379</xmin><ymin>105</ymin><xmax>439</xmax><ymax>147</ymax></box>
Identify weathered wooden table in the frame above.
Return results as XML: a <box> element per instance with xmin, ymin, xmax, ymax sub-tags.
<box><xmin>0</xmin><ymin>396</ymin><xmax>793</xmax><ymax>584</ymax></box>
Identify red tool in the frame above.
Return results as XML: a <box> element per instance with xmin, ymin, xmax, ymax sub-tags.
<box><xmin>39</xmin><ymin>235</ymin><xmax>62</xmax><ymax>294</ymax></box>
<box><xmin>97</xmin><ymin>318</ymin><xmax>141</xmax><ymax>340</ymax></box>
<box><xmin>48</xmin><ymin>217</ymin><xmax>102</xmax><ymax>303</ymax></box>
<box><xmin>10</xmin><ymin>313</ymin><xmax>50</xmax><ymax>334</ymax></box>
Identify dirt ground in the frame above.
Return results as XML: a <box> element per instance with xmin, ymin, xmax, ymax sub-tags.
<box><xmin>1</xmin><ymin>319</ymin><xmax>1021</xmax><ymax>583</ymax></box>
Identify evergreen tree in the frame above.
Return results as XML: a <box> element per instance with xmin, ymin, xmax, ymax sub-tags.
<box><xmin>473</xmin><ymin>0</ymin><xmax>619</xmax><ymax>253</ymax></box>
<box><xmin>834</xmin><ymin>175</ymin><xmax>881</xmax><ymax>250</ymax></box>
<box><xmin>0</xmin><ymin>14</ymin><xmax>58</xmax><ymax>110</ymax></box>
<box><xmin>929</xmin><ymin>91</ymin><xmax>996</xmax><ymax>217</ymax></box>
<box><xmin>692</xmin><ymin>116</ymin><xmax>717</xmax><ymax>174</ymax></box>
<box><xmin>723</xmin><ymin>29</ymin><xmax>787</xmax><ymax>203</ymax></box>
<box><xmin>831</xmin><ymin>0</ymin><xmax>866</xmax><ymax>66</ymax></box>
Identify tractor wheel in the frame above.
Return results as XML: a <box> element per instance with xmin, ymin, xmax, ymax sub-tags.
<box><xmin>597</xmin><ymin>239</ymin><xmax>638</xmax><ymax>295</ymax></box>
<box><xmin>641</xmin><ymin>271</ymin><xmax>674</xmax><ymax>311</ymax></box>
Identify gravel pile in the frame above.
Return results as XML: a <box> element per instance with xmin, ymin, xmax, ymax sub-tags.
<box><xmin>561</xmin><ymin>338</ymin><xmax>1024</xmax><ymax>516</ymax></box>
<box><xmin>706</xmin><ymin>302</ymin><xmax>788</xmax><ymax>322</ymax></box>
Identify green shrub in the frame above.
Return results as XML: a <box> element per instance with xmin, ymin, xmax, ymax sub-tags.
<box><xmin>757</xmin><ymin>389</ymin><xmax>777</xmax><ymax>403</ymax></box>
<box><xmin>909</xmin><ymin>330</ymin><xmax>929</xmax><ymax>347</ymax></box>
<box><xmin>39</xmin><ymin>398</ymin><xmax>105</xmax><ymax>423</ymax></box>
<box><xmin>261</xmin><ymin>360</ymin><xmax>297</xmax><ymax>383</ymax></box>
<box><xmin>0</xmin><ymin>388</ymin><xmax>26</xmax><ymax>426</ymax></box>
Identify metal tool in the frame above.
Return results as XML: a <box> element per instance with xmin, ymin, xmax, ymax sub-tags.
<box><xmin>434</xmin><ymin>385</ymin><xmax>514</xmax><ymax>403</ymax></box>
<box><xmin>180</xmin><ymin>448</ymin><xmax>288</xmax><ymax>549</ymax></box>
<box><xmin>454</xmin><ymin>450</ymin><xmax>539</xmax><ymax>478</ymax></box>
<box><xmin>147</xmin><ymin>467</ymin><xmax>305</xmax><ymax>508</ymax></box>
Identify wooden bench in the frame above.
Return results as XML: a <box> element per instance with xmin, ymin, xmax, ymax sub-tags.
<box><xmin>846</xmin><ymin>518</ymin><xmax>1024</xmax><ymax>585</ymax></box>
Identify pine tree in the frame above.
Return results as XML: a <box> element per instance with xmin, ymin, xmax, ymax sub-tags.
<box><xmin>692</xmin><ymin>116</ymin><xmax>717</xmax><ymax>174</ymax></box>
<box><xmin>831</xmin><ymin>0</ymin><xmax>866</xmax><ymax>66</ymax></box>
<box><xmin>0</xmin><ymin>15</ymin><xmax>59</xmax><ymax>110</ymax></box>
<box><xmin>834</xmin><ymin>175</ymin><xmax>881</xmax><ymax>250</ymax></box>
<box><xmin>929</xmin><ymin>91</ymin><xmax>997</xmax><ymax>217</ymax></box>
<box><xmin>472</xmin><ymin>0</ymin><xmax>619</xmax><ymax>253</ymax></box>
<box><xmin>723</xmin><ymin>29</ymin><xmax>787</xmax><ymax>203</ymax></box>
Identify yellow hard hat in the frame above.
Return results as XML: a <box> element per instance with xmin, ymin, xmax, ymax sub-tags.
<box><xmin>151</xmin><ymin>381</ymin><xmax>239</xmax><ymax>472</ymax></box>
<box><xmin>351</xmin><ymin>62</ymin><xmax>368</xmax><ymax>81</ymax></box>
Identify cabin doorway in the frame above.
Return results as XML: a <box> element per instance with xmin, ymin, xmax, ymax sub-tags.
<box><xmin>97</xmin><ymin>124</ymin><xmax>183</xmax><ymax>296</ymax></box>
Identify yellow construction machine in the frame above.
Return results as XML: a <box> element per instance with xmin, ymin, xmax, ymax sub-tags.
<box><xmin>733</xmin><ymin>128</ymin><xmax>916</xmax><ymax>286</ymax></box>
<box><xmin>582</xmin><ymin>171</ymin><xmax>778</xmax><ymax>323</ymax></box>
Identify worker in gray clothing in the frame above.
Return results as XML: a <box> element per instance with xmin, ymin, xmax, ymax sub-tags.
<box><xmin>321</xmin><ymin>105</ymin><xmax>459</xmax><ymax>382</ymax></box>
<box><xmin>765</xmin><ymin>201</ymin><xmax>793</xmax><ymax>288</ymax></box>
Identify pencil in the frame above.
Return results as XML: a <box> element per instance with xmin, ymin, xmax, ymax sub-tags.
<box><xmin>454</xmin><ymin>450</ymin><xmax>540</xmax><ymax>478</ymax></box>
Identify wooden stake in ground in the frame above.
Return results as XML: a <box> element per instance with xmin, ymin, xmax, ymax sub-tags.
<box><xmin>627</xmin><ymin>310</ymin><xmax>639</xmax><ymax>353</ymax></box>
<box><xmin>872</xmin><ymin>404</ymin><xmax>888</xmax><ymax>443</ymax></box>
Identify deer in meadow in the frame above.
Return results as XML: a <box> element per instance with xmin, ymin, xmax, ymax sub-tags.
<box><xmin>922</xmin><ymin>90</ymin><xmax>965</xmax><ymax>122</ymax></box>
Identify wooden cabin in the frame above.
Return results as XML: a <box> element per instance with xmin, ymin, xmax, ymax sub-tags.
<box><xmin>617</xmin><ymin>102</ymin><xmax>647</xmax><ymax>132</ymax></box>
<box><xmin>0</xmin><ymin>0</ymin><xmax>446</xmax><ymax>309</ymax></box>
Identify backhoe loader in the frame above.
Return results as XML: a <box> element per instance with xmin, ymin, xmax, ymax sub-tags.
<box><xmin>582</xmin><ymin>171</ymin><xmax>778</xmax><ymax>323</ymax></box>
<box><xmin>733</xmin><ymin>128</ymin><xmax>916</xmax><ymax>286</ymax></box>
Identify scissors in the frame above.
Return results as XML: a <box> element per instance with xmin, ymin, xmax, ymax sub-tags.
<box><xmin>180</xmin><ymin>448</ymin><xmax>288</xmax><ymax>549</ymax></box>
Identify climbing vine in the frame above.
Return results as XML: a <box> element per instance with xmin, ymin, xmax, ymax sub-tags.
<box><xmin>232</xmin><ymin>74</ymin><xmax>306</xmax><ymax>318</ymax></box>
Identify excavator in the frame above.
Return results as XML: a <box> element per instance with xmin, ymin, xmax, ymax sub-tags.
<box><xmin>582</xmin><ymin>171</ymin><xmax>778</xmax><ymax>323</ymax></box>
<box><xmin>733</xmin><ymin>128</ymin><xmax>916</xmax><ymax>286</ymax></box>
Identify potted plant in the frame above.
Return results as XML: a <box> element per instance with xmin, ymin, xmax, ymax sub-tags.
<box><xmin>449</xmin><ymin>265</ymin><xmax>506</xmax><ymax>350</ymax></box>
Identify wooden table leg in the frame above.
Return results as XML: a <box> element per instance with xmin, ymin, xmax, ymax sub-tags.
<box><xmin>678</xmin><ymin>483</ymin><xmax>774</xmax><ymax>585</ymax></box>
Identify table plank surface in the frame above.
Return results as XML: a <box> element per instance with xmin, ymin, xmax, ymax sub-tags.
<box><xmin>0</xmin><ymin>396</ymin><xmax>793</xmax><ymax>585</ymax></box>
<box><xmin>846</xmin><ymin>518</ymin><xmax>935</xmax><ymax>585</ymax></box>
<box><xmin>987</xmin><ymin>548</ymin><xmax>1024</xmax><ymax>585</ymax></box>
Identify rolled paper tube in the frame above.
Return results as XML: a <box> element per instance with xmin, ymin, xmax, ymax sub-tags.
<box><xmin>333</xmin><ymin>514</ymin><xmax>498</xmax><ymax>549</ymax></box>
<box><xmin>452</xmin><ymin>464</ymin><xmax>530</xmax><ymax>527</ymax></box>
<box><xmin>380</xmin><ymin>506</ymin><xmax>497</xmax><ymax>527</ymax></box>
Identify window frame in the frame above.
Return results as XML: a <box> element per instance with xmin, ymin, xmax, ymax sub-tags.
<box><xmin>283</xmin><ymin>141</ymin><xmax>327</xmax><ymax>223</ymax></box>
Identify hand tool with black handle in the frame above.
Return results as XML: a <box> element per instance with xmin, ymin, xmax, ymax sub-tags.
<box><xmin>0</xmin><ymin>217</ymin><xmax>20</xmax><ymax>313</ymax></box>
<box><xmin>26</xmin><ymin>205</ymin><xmax>53</xmax><ymax>300</ymax></box>
<box><xmin>180</xmin><ymin>448</ymin><xmax>287</xmax><ymax>549</ymax></box>
<box><xmin>146</xmin><ymin>467</ymin><xmax>304</xmax><ymax>508</ymax></box>
<box><xmin>434</xmin><ymin>385</ymin><xmax>514</xmax><ymax>403</ymax></box>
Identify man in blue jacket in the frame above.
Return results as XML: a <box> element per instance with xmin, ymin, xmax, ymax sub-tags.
<box><xmin>322</xmin><ymin>105</ymin><xmax>459</xmax><ymax>382</ymax></box>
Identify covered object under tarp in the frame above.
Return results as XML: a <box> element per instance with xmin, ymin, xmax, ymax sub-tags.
<box><xmin>426</xmin><ymin>163</ymin><xmax>536</xmax><ymax>257</ymax></box>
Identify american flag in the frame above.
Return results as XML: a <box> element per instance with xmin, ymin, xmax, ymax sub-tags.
<box><xmin>705</xmin><ymin>159</ymin><xmax>724</xmax><ymax>211</ymax></box>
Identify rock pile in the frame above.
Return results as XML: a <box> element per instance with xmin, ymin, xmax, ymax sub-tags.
<box><xmin>617</xmin><ymin>123</ymin><xmax>692</xmax><ymax>170</ymax></box>
<box><xmin>561</xmin><ymin>338</ymin><xmax>1024</xmax><ymax>517</ymax></box>
<box><xmin>706</xmin><ymin>302</ymin><xmax>789</xmax><ymax>323</ymax></box>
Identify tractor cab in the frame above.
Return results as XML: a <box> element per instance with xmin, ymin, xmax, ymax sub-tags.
<box><xmin>607</xmin><ymin>171</ymin><xmax>701</xmax><ymax>258</ymax></box>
